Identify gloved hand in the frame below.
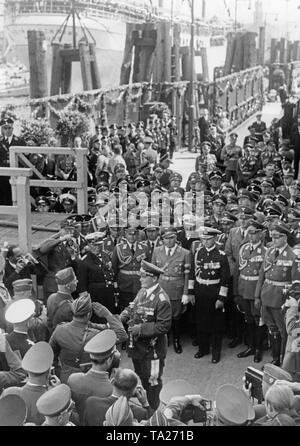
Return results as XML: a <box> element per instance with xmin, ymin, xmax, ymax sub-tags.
<box><xmin>128</xmin><ymin>324</ymin><xmax>141</xmax><ymax>337</ymax></box>
<box><xmin>189</xmin><ymin>295</ymin><xmax>195</xmax><ymax>305</ymax></box>
<box><xmin>215</xmin><ymin>299</ymin><xmax>224</xmax><ymax>310</ymax></box>
<box><xmin>181</xmin><ymin>294</ymin><xmax>190</xmax><ymax>305</ymax></box>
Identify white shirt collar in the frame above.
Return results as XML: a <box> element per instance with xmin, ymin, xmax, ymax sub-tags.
<box><xmin>146</xmin><ymin>284</ymin><xmax>159</xmax><ymax>298</ymax></box>
<box><xmin>206</xmin><ymin>245</ymin><xmax>216</xmax><ymax>253</ymax></box>
<box><xmin>250</xmin><ymin>241</ymin><xmax>260</xmax><ymax>250</ymax></box>
<box><xmin>165</xmin><ymin>245</ymin><xmax>177</xmax><ymax>257</ymax></box>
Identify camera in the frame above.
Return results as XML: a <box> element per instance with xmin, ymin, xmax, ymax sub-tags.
<box><xmin>245</xmin><ymin>366</ymin><xmax>264</xmax><ymax>403</ymax></box>
<box><xmin>21</xmin><ymin>253</ymin><xmax>39</xmax><ymax>266</ymax></box>
<box><xmin>181</xmin><ymin>401</ymin><xmax>212</xmax><ymax>424</ymax></box>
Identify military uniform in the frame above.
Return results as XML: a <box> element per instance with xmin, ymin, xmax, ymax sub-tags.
<box><xmin>235</xmin><ymin>232</ymin><xmax>267</xmax><ymax>362</ymax></box>
<box><xmin>120</xmin><ymin>261</ymin><xmax>172</xmax><ymax>411</ymax></box>
<box><xmin>255</xmin><ymin>224</ymin><xmax>300</xmax><ymax>365</ymax></box>
<box><xmin>152</xmin><ymin>241</ymin><xmax>191</xmax><ymax>352</ymax></box>
<box><xmin>102</xmin><ymin>235</ymin><xmax>119</xmax><ymax>259</ymax></box>
<box><xmin>46</xmin><ymin>291</ymin><xmax>73</xmax><ymax>334</ymax></box>
<box><xmin>111</xmin><ymin>239</ymin><xmax>148</xmax><ymax>311</ymax></box>
<box><xmin>77</xmin><ymin>251</ymin><xmax>116</xmax><ymax>315</ymax></box>
<box><xmin>189</xmin><ymin>229</ymin><xmax>230</xmax><ymax>362</ymax></box>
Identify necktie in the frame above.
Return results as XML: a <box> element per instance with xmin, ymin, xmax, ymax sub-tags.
<box><xmin>275</xmin><ymin>249</ymin><xmax>280</xmax><ymax>259</ymax></box>
<box><xmin>168</xmin><ymin>248</ymin><xmax>172</xmax><ymax>257</ymax></box>
<box><xmin>113</xmin><ymin>238</ymin><xmax>117</xmax><ymax>246</ymax></box>
<box><xmin>249</xmin><ymin>245</ymin><xmax>253</xmax><ymax>253</ymax></box>
<box><xmin>131</xmin><ymin>244</ymin><xmax>135</xmax><ymax>255</ymax></box>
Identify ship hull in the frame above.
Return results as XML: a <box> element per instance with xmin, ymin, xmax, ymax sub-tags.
<box><xmin>3</xmin><ymin>14</ymin><xmax>227</xmax><ymax>92</ymax></box>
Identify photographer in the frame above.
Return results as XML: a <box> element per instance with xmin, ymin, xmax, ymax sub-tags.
<box><xmin>83</xmin><ymin>368</ymin><xmax>153</xmax><ymax>426</ymax></box>
<box><xmin>1</xmin><ymin>342</ymin><xmax>60</xmax><ymax>425</ymax></box>
<box><xmin>282</xmin><ymin>281</ymin><xmax>300</xmax><ymax>382</ymax></box>
<box><xmin>255</xmin><ymin>384</ymin><xmax>297</xmax><ymax>426</ymax></box>
<box><xmin>3</xmin><ymin>245</ymin><xmax>33</xmax><ymax>296</ymax></box>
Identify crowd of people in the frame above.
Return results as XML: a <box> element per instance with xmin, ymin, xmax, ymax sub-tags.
<box><xmin>1</xmin><ymin>97</ymin><xmax>300</xmax><ymax>426</ymax></box>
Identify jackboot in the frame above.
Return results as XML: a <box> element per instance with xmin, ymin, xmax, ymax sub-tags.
<box><xmin>172</xmin><ymin>320</ymin><xmax>182</xmax><ymax>354</ymax></box>
<box><xmin>270</xmin><ymin>330</ymin><xmax>282</xmax><ymax>366</ymax></box>
<box><xmin>254</xmin><ymin>325</ymin><xmax>266</xmax><ymax>363</ymax></box>
<box><xmin>237</xmin><ymin>323</ymin><xmax>255</xmax><ymax>358</ymax></box>
<box><xmin>211</xmin><ymin>333</ymin><xmax>222</xmax><ymax>364</ymax></box>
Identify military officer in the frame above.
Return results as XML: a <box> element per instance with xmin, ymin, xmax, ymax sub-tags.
<box><xmin>255</xmin><ymin>221</ymin><xmax>300</xmax><ymax>366</ymax></box>
<box><xmin>36</xmin><ymin>384</ymin><xmax>76</xmax><ymax>426</ymax></box>
<box><xmin>151</xmin><ymin>227</ymin><xmax>191</xmax><ymax>354</ymax></box>
<box><xmin>77</xmin><ymin>232</ymin><xmax>117</xmax><ymax>315</ymax></box>
<box><xmin>102</xmin><ymin>222</ymin><xmax>122</xmax><ymax>259</ymax></box>
<box><xmin>142</xmin><ymin>212</ymin><xmax>163</xmax><ymax>261</ymax></box>
<box><xmin>189</xmin><ymin>227</ymin><xmax>230</xmax><ymax>363</ymax></box>
<box><xmin>210</xmin><ymin>194</ymin><xmax>227</xmax><ymax>231</ymax></box>
<box><xmin>0</xmin><ymin>117</ymin><xmax>24</xmax><ymax>205</ymax></box>
<box><xmin>111</xmin><ymin>226</ymin><xmax>149</xmax><ymax>312</ymax></box>
<box><xmin>224</xmin><ymin>207</ymin><xmax>254</xmax><ymax>348</ymax></box>
<box><xmin>49</xmin><ymin>294</ymin><xmax>127</xmax><ymax>384</ymax></box>
<box><xmin>120</xmin><ymin>260</ymin><xmax>172</xmax><ymax>411</ymax></box>
<box><xmin>235</xmin><ymin>220</ymin><xmax>267</xmax><ymax>363</ymax></box>
<box><xmin>46</xmin><ymin>267</ymin><xmax>77</xmax><ymax>335</ymax></box>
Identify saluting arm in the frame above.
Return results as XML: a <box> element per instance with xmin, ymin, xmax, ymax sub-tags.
<box><xmin>92</xmin><ymin>302</ymin><xmax>128</xmax><ymax>344</ymax></box>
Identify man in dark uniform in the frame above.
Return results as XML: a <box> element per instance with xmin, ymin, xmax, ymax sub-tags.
<box><xmin>4</xmin><ymin>298</ymin><xmax>35</xmax><ymax>358</ymax></box>
<box><xmin>251</xmin><ymin>113</ymin><xmax>267</xmax><ymax>142</ymax></box>
<box><xmin>120</xmin><ymin>260</ymin><xmax>172</xmax><ymax>410</ymax></box>
<box><xmin>210</xmin><ymin>194</ymin><xmax>227</xmax><ymax>231</ymax></box>
<box><xmin>77</xmin><ymin>232</ymin><xmax>117</xmax><ymax>315</ymax></box>
<box><xmin>111</xmin><ymin>226</ymin><xmax>148</xmax><ymax>312</ymax></box>
<box><xmin>0</xmin><ymin>117</ymin><xmax>25</xmax><ymax>205</ymax></box>
<box><xmin>152</xmin><ymin>227</ymin><xmax>191</xmax><ymax>354</ymax></box>
<box><xmin>189</xmin><ymin>227</ymin><xmax>230</xmax><ymax>363</ymax></box>
<box><xmin>46</xmin><ymin>267</ymin><xmax>77</xmax><ymax>335</ymax></box>
<box><xmin>235</xmin><ymin>220</ymin><xmax>267</xmax><ymax>363</ymax></box>
<box><xmin>255</xmin><ymin>221</ymin><xmax>300</xmax><ymax>366</ymax></box>
<box><xmin>142</xmin><ymin>212</ymin><xmax>163</xmax><ymax>261</ymax></box>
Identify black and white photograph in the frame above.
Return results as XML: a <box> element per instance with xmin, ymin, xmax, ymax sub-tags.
<box><xmin>0</xmin><ymin>0</ymin><xmax>300</xmax><ymax>429</ymax></box>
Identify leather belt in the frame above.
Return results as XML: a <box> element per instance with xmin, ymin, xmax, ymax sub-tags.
<box><xmin>265</xmin><ymin>279</ymin><xmax>289</xmax><ymax>287</ymax></box>
<box><xmin>240</xmin><ymin>274</ymin><xmax>259</xmax><ymax>281</ymax></box>
<box><xmin>197</xmin><ymin>279</ymin><xmax>220</xmax><ymax>286</ymax></box>
<box><xmin>120</xmin><ymin>270</ymin><xmax>140</xmax><ymax>276</ymax></box>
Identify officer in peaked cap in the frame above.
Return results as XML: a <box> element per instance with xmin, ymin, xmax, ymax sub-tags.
<box><xmin>210</xmin><ymin>195</ymin><xmax>227</xmax><ymax>230</ymax></box>
<box><xmin>152</xmin><ymin>227</ymin><xmax>191</xmax><ymax>354</ymax></box>
<box><xmin>214</xmin><ymin>384</ymin><xmax>255</xmax><ymax>426</ymax></box>
<box><xmin>22</xmin><ymin>341</ymin><xmax>54</xmax><ymax>374</ymax></box>
<box><xmin>77</xmin><ymin>228</ymin><xmax>116</xmax><ymax>315</ymax></box>
<box><xmin>60</xmin><ymin>193</ymin><xmax>77</xmax><ymax>214</ymax></box>
<box><xmin>120</xmin><ymin>261</ymin><xmax>171</xmax><ymax>411</ymax></box>
<box><xmin>255</xmin><ymin>218</ymin><xmax>298</xmax><ymax>366</ymax></box>
<box><xmin>12</xmin><ymin>278</ymin><xmax>33</xmax><ymax>300</ymax></box>
<box><xmin>0</xmin><ymin>394</ymin><xmax>27</xmax><ymax>426</ymax></box>
<box><xmin>189</xmin><ymin>226</ymin><xmax>230</xmax><ymax>363</ymax></box>
<box><xmin>36</xmin><ymin>383</ymin><xmax>75</xmax><ymax>426</ymax></box>
<box><xmin>5</xmin><ymin>298</ymin><xmax>35</xmax><ymax>325</ymax></box>
<box><xmin>84</xmin><ymin>328</ymin><xmax>117</xmax><ymax>359</ymax></box>
<box><xmin>35</xmin><ymin>196</ymin><xmax>50</xmax><ymax>212</ymax></box>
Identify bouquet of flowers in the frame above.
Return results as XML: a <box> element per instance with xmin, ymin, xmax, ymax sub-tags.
<box><xmin>20</xmin><ymin>117</ymin><xmax>55</xmax><ymax>146</ymax></box>
<box><xmin>56</xmin><ymin>109</ymin><xmax>90</xmax><ymax>147</ymax></box>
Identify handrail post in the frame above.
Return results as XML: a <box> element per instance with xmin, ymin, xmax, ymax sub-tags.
<box><xmin>9</xmin><ymin>147</ymin><xmax>18</xmax><ymax>206</ymax></box>
<box><xmin>17</xmin><ymin>175</ymin><xmax>32</xmax><ymax>253</ymax></box>
<box><xmin>76</xmin><ymin>148</ymin><xmax>88</xmax><ymax>214</ymax></box>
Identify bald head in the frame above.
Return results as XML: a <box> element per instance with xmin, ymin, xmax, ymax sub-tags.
<box><xmin>112</xmin><ymin>368</ymin><xmax>138</xmax><ymax>397</ymax></box>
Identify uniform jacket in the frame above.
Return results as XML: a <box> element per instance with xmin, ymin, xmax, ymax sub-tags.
<box><xmin>5</xmin><ymin>331</ymin><xmax>34</xmax><ymax>358</ymax></box>
<box><xmin>111</xmin><ymin>240</ymin><xmax>148</xmax><ymax>294</ymax></box>
<box><xmin>120</xmin><ymin>284</ymin><xmax>172</xmax><ymax>360</ymax></box>
<box><xmin>189</xmin><ymin>245</ymin><xmax>230</xmax><ymax>301</ymax></box>
<box><xmin>151</xmin><ymin>245</ymin><xmax>191</xmax><ymax>300</ymax></box>
<box><xmin>2</xmin><ymin>384</ymin><xmax>46</xmax><ymax>425</ymax></box>
<box><xmin>102</xmin><ymin>236</ymin><xmax>119</xmax><ymax>259</ymax></box>
<box><xmin>236</xmin><ymin>241</ymin><xmax>266</xmax><ymax>300</ymax></box>
<box><xmin>0</xmin><ymin>135</ymin><xmax>24</xmax><ymax>167</ymax></box>
<box><xmin>144</xmin><ymin>238</ymin><xmax>163</xmax><ymax>261</ymax></box>
<box><xmin>282</xmin><ymin>305</ymin><xmax>300</xmax><ymax>382</ymax></box>
<box><xmin>68</xmin><ymin>369</ymin><xmax>113</xmax><ymax>424</ymax></box>
<box><xmin>77</xmin><ymin>251</ymin><xmax>115</xmax><ymax>294</ymax></box>
<box><xmin>46</xmin><ymin>291</ymin><xmax>73</xmax><ymax>334</ymax></box>
<box><xmin>255</xmin><ymin>245</ymin><xmax>300</xmax><ymax>308</ymax></box>
<box><xmin>225</xmin><ymin>227</ymin><xmax>249</xmax><ymax>276</ymax></box>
